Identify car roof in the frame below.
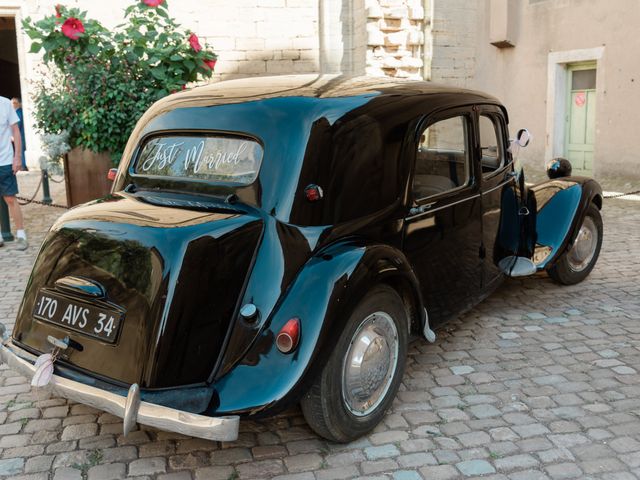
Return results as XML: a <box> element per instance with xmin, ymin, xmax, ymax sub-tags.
<box><xmin>119</xmin><ymin>75</ymin><xmax>507</xmax><ymax>224</ymax></box>
<box><xmin>154</xmin><ymin>74</ymin><xmax>501</xmax><ymax>109</ymax></box>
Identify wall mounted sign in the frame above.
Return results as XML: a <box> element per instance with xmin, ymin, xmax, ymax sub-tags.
<box><xmin>574</xmin><ymin>91</ymin><xmax>586</xmax><ymax>107</ymax></box>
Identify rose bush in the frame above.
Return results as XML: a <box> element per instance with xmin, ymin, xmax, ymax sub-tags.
<box><xmin>23</xmin><ymin>1</ymin><xmax>217</xmax><ymax>163</ymax></box>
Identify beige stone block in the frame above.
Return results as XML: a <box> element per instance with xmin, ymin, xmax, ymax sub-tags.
<box><xmin>220</xmin><ymin>50</ymin><xmax>247</xmax><ymax>61</ymax></box>
<box><xmin>409</xmin><ymin>5</ymin><xmax>424</xmax><ymax>20</ymax></box>
<box><xmin>367</xmin><ymin>4</ymin><xmax>384</xmax><ymax>18</ymax></box>
<box><xmin>366</xmin><ymin>57</ymin><xmax>382</xmax><ymax>69</ymax></box>
<box><xmin>208</xmin><ymin>37</ymin><xmax>236</xmax><ymax>51</ymax></box>
<box><xmin>372</xmin><ymin>46</ymin><xmax>387</xmax><ymax>57</ymax></box>
<box><xmin>379</xmin><ymin>0</ymin><xmax>404</xmax><ymax>7</ymax></box>
<box><xmin>266</xmin><ymin>60</ymin><xmax>295</xmax><ymax>74</ymax></box>
<box><xmin>407</xmin><ymin>30</ymin><xmax>424</xmax><ymax>45</ymax></box>
<box><xmin>365</xmin><ymin>65</ymin><xmax>387</xmax><ymax>77</ymax></box>
<box><xmin>257</xmin><ymin>20</ymin><xmax>311</xmax><ymax>38</ymax></box>
<box><xmin>280</xmin><ymin>49</ymin><xmax>301</xmax><ymax>60</ymax></box>
<box><xmin>236</xmin><ymin>7</ymin><xmax>267</xmax><ymax>22</ymax></box>
<box><xmin>236</xmin><ymin>38</ymin><xmax>266</xmax><ymax>51</ymax></box>
<box><xmin>292</xmin><ymin>60</ymin><xmax>318</xmax><ymax>72</ymax></box>
<box><xmin>259</xmin><ymin>0</ymin><xmax>287</xmax><ymax>6</ymax></box>
<box><xmin>265</xmin><ymin>38</ymin><xmax>294</xmax><ymax>50</ymax></box>
<box><xmin>238</xmin><ymin>60</ymin><xmax>267</xmax><ymax>74</ymax></box>
<box><xmin>385</xmin><ymin>31</ymin><xmax>407</xmax><ymax>47</ymax></box>
<box><xmin>286</xmin><ymin>0</ymin><xmax>316</xmax><ymax>6</ymax></box>
<box><xmin>367</xmin><ymin>28</ymin><xmax>385</xmax><ymax>46</ymax></box>
<box><xmin>384</xmin><ymin>6</ymin><xmax>409</xmax><ymax>19</ymax></box>
<box><xmin>394</xmin><ymin>69</ymin><xmax>413</xmax><ymax>78</ymax></box>
<box><xmin>383</xmin><ymin>56</ymin><xmax>403</xmax><ymax>69</ymax></box>
<box><xmin>246</xmin><ymin>50</ymin><xmax>274</xmax><ymax>61</ymax></box>
<box><xmin>215</xmin><ymin>60</ymin><xmax>240</xmax><ymax>74</ymax></box>
<box><xmin>380</xmin><ymin>17</ymin><xmax>402</xmax><ymax>31</ymax></box>
<box><xmin>403</xmin><ymin>56</ymin><xmax>424</xmax><ymax>68</ymax></box>
<box><xmin>292</xmin><ymin>36</ymin><xmax>318</xmax><ymax>50</ymax></box>
<box><xmin>216</xmin><ymin>21</ymin><xmax>256</xmax><ymax>37</ymax></box>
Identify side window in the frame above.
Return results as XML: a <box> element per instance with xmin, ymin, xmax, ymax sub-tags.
<box><xmin>479</xmin><ymin>114</ymin><xmax>505</xmax><ymax>176</ymax></box>
<box><xmin>414</xmin><ymin>115</ymin><xmax>470</xmax><ymax>199</ymax></box>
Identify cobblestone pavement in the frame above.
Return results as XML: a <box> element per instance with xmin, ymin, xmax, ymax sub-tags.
<box><xmin>0</xmin><ymin>173</ymin><xmax>639</xmax><ymax>479</ymax></box>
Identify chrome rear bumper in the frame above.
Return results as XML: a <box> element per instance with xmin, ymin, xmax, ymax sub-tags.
<box><xmin>0</xmin><ymin>340</ymin><xmax>239</xmax><ymax>442</ymax></box>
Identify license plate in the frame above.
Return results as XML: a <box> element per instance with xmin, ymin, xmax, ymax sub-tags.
<box><xmin>33</xmin><ymin>291</ymin><xmax>124</xmax><ymax>343</ymax></box>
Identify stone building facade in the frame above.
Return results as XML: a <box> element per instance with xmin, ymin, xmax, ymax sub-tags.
<box><xmin>1</xmin><ymin>0</ymin><xmax>637</xmax><ymax>179</ymax></box>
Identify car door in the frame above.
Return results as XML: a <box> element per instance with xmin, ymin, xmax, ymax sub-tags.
<box><xmin>403</xmin><ymin>109</ymin><xmax>483</xmax><ymax>325</ymax></box>
<box><xmin>476</xmin><ymin>106</ymin><xmax>519</xmax><ymax>288</ymax></box>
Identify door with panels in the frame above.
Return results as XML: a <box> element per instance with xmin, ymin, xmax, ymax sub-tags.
<box><xmin>566</xmin><ymin>63</ymin><xmax>597</xmax><ymax>175</ymax></box>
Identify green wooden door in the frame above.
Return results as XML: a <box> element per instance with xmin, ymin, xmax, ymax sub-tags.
<box><xmin>565</xmin><ymin>64</ymin><xmax>597</xmax><ymax>175</ymax></box>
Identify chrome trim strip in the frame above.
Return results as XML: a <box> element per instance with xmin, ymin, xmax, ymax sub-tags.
<box><xmin>482</xmin><ymin>178</ymin><xmax>515</xmax><ymax>195</ymax></box>
<box><xmin>0</xmin><ymin>341</ymin><xmax>239</xmax><ymax>442</ymax></box>
<box><xmin>406</xmin><ymin>193</ymin><xmax>481</xmax><ymax>220</ymax></box>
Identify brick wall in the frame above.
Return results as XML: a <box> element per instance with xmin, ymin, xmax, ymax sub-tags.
<box><xmin>12</xmin><ymin>0</ymin><xmax>322</xmax><ymax>164</ymax></box>
<box><xmin>18</xmin><ymin>0</ymin><xmax>320</xmax><ymax>82</ymax></box>
<box><xmin>429</xmin><ymin>0</ymin><xmax>479</xmax><ymax>86</ymax></box>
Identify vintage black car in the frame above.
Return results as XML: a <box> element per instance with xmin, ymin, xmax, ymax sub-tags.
<box><xmin>1</xmin><ymin>75</ymin><xmax>603</xmax><ymax>443</ymax></box>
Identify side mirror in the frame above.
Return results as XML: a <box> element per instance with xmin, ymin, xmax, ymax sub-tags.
<box><xmin>516</xmin><ymin>128</ymin><xmax>532</xmax><ymax>148</ymax></box>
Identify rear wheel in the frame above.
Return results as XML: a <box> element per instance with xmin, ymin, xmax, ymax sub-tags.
<box><xmin>548</xmin><ymin>203</ymin><xmax>603</xmax><ymax>285</ymax></box>
<box><xmin>301</xmin><ymin>285</ymin><xmax>408</xmax><ymax>442</ymax></box>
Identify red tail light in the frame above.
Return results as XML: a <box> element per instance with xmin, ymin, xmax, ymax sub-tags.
<box><xmin>107</xmin><ymin>168</ymin><xmax>118</xmax><ymax>181</ymax></box>
<box><xmin>276</xmin><ymin>318</ymin><xmax>300</xmax><ymax>353</ymax></box>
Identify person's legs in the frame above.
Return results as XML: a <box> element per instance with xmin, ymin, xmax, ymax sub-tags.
<box><xmin>3</xmin><ymin>196</ymin><xmax>24</xmax><ymax>231</ymax></box>
<box><xmin>0</xmin><ymin>165</ymin><xmax>27</xmax><ymax>249</ymax></box>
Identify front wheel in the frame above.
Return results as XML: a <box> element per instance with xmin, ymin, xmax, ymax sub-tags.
<box><xmin>301</xmin><ymin>285</ymin><xmax>408</xmax><ymax>442</ymax></box>
<box><xmin>548</xmin><ymin>203</ymin><xmax>603</xmax><ymax>285</ymax></box>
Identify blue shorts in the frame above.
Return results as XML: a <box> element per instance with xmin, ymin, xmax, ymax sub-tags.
<box><xmin>0</xmin><ymin>165</ymin><xmax>18</xmax><ymax>197</ymax></box>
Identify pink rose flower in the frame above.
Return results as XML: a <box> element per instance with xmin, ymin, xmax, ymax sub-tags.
<box><xmin>143</xmin><ymin>0</ymin><xmax>163</xmax><ymax>6</ymax></box>
<box><xmin>188</xmin><ymin>33</ymin><xmax>202</xmax><ymax>52</ymax></box>
<box><xmin>203</xmin><ymin>58</ymin><xmax>217</xmax><ymax>71</ymax></box>
<box><xmin>61</xmin><ymin>17</ymin><xmax>85</xmax><ymax>41</ymax></box>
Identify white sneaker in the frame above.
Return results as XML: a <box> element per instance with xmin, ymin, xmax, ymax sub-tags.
<box><xmin>15</xmin><ymin>238</ymin><xmax>28</xmax><ymax>251</ymax></box>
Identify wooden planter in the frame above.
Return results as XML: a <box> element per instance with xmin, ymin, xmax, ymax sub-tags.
<box><xmin>63</xmin><ymin>148</ymin><xmax>113</xmax><ymax>207</ymax></box>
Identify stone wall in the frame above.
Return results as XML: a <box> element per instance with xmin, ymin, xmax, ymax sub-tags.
<box><xmin>364</xmin><ymin>0</ymin><xmax>426</xmax><ymax>79</ymax></box>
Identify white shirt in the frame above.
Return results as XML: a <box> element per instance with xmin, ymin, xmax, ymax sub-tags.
<box><xmin>0</xmin><ymin>96</ymin><xmax>20</xmax><ymax>167</ymax></box>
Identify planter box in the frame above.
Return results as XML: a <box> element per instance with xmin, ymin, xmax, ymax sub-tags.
<box><xmin>63</xmin><ymin>148</ymin><xmax>113</xmax><ymax>207</ymax></box>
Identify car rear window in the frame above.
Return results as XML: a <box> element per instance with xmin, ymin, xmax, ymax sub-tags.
<box><xmin>135</xmin><ymin>135</ymin><xmax>263</xmax><ymax>185</ymax></box>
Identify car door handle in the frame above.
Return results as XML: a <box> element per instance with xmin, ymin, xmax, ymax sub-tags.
<box><xmin>409</xmin><ymin>203</ymin><xmax>434</xmax><ymax>216</ymax></box>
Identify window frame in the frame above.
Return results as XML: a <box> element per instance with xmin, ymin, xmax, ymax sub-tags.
<box><xmin>411</xmin><ymin>109</ymin><xmax>476</xmax><ymax>205</ymax></box>
<box><xmin>475</xmin><ymin>107</ymin><xmax>512</xmax><ymax>181</ymax></box>
<box><xmin>478</xmin><ymin>113</ymin><xmax>506</xmax><ymax>178</ymax></box>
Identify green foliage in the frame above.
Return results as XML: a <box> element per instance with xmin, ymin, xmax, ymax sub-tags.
<box><xmin>24</xmin><ymin>1</ymin><xmax>217</xmax><ymax>164</ymax></box>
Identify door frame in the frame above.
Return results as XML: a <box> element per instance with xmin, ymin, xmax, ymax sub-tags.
<box><xmin>545</xmin><ymin>47</ymin><xmax>604</xmax><ymax>174</ymax></box>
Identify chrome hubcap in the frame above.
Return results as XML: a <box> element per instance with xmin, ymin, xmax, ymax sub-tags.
<box><xmin>567</xmin><ymin>216</ymin><xmax>598</xmax><ymax>272</ymax></box>
<box><xmin>342</xmin><ymin>312</ymin><xmax>399</xmax><ymax>417</ymax></box>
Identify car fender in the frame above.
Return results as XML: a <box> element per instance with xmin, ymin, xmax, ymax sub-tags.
<box><xmin>209</xmin><ymin>240</ymin><xmax>424</xmax><ymax>417</ymax></box>
<box><xmin>530</xmin><ymin>177</ymin><xmax>603</xmax><ymax>269</ymax></box>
